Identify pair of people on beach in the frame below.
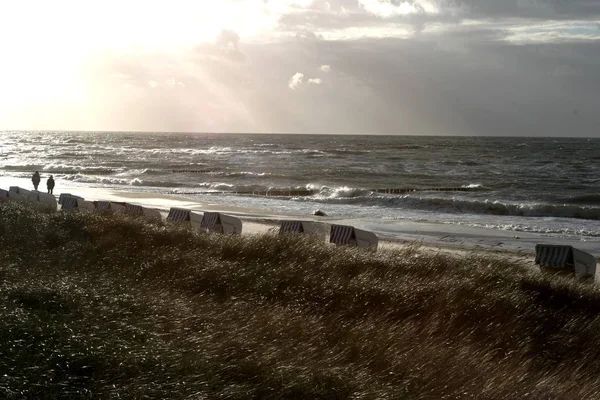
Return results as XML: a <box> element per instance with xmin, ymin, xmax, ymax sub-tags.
<box><xmin>31</xmin><ymin>172</ymin><xmax>55</xmax><ymax>194</ymax></box>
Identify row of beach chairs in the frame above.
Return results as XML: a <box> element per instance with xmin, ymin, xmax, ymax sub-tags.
<box><xmin>2</xmin><ymin>187</ymin><xmax>597</xmax><ymax>273</ymax></box>
<box><xmin>166</xmin><ymin>207</ymin><xmax>378</xmax><ymax>248</ymax></box>
<box><xmin>4</xmin><ymin>187</ymin><xmax>598</xmax><ymax>266</ymax></box>
<box><xmin>1</xmin><ymin>187</ymin><xmax>379</xmax><ymax>249</ymax></box>
<box><xmin>1</xmin><ymin>187</ymin><xmax>57</xmax><ymax>211</ymax></box>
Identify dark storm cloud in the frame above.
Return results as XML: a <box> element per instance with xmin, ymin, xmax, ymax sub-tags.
<box><xmin>212</xmin><ymin>29</ymin><xmax>600</xmax><ymax>136</ymax></box>
<box><xmin>441</xmin><ymin>0</ymin><xmax>600</xmax><ymax>20</ymax></box>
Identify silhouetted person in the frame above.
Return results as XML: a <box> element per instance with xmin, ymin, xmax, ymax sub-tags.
<box><xmin>47</xmin><ymin>175</ymin><xmax>55</xmax><ymax>195</ymax></box>
<box><xmin>32</xmin><ymin>171</ymin><xmax>41</xmax><ymax>190</ymax></box>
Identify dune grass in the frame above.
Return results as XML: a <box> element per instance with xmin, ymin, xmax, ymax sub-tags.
<box><xmin>1</xmin><ymin>202</ymin><xmax>600</xmax><ymax>399</ymax></box>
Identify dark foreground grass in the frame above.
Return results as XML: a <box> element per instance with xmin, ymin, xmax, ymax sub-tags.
<box><xmin>1</xmin><ymin>203</ymin><xmax>600</xmax><ymax>399</ymax></box>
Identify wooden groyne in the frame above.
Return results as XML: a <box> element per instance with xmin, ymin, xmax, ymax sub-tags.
<box><xmin>371</xmin><ymin>187</ymin><xmax>485</xmax><ymax>195</ymax></box>
<box><xmin>232</xmin><ymin>189</ymin><xmax>317</xmax><ymax>197</ymax></box>
<box><xmin>36</xmin><ymin>169</ymin><xmax>213</xmax><ymax>175</ymax></box>
<box><xmin>228</xmin><ymin>187</ymin><xmax>486</xmax><ymax>197</ymax></box>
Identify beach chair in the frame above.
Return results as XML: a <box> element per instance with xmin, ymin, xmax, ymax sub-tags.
<box><xmin>279</xmin><ymin>220</ymin><xmax>321</xmax><ymax>235</ymax></box>
<box><xmin>123</xmin><ymin>203</ymin><xmax>162</xmax><ymax>221</ymax></box>
<box><xmin>166</xmin><ymin>207</ymin><xmax>204</xmax><ymax>229</ymax></box>
<box><xmin>535</xmin><ymin>244</ymin><xmax>596</xmax><ymax>280</ymax></box>
<box><xmin>27</xmin><ymin>191</ymin><xmax>58</xmax><ymax>211</ymax></box>
<box><xmin>329</xmin><ymin>224</ymin><xmax>378</xmax><ymax>250</ymax></box>
<box><xmin>58</xmin><ymin>193</ymin><xmax>84</xmax><ymax>205</ymax></box>
<box><xmin>8</xmin><ymin>187</ymin><xmax>30</xmax><ymax>203</ymax></box>
<box><xmin>94</xmin><ymin>201</ymin><xmax>126</xmax><ymax>213</ymax></box>
<box><xmin>0</xmin><ymin>189</ymin><xmax>8</xmax><ymax>202</ymax></box>
<box><xmin>200</xmin><ymin>212</ymin><xmax>242</xmax><ymax>234</ymax></box>
<box><xmin>61</xmin><ymin>196</ymin><xmax>95</xmax><ymax>212</ymax></box>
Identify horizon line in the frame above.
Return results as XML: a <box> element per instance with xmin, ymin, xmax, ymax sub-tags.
<box><xmin>1</xmin><ymin>130</ymin><xmax>599</xmax><ymax>139</ymax></box>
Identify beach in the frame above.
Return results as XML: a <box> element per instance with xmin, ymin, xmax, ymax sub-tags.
<box><xmin>4</xmin><ymin>175</ymin><xmax>599</xmax><ymax>274</ymax></box>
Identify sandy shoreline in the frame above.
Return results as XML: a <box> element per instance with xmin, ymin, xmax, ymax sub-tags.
<box><xmin>2</xmin><ymin>176</ymin><xmax>598</xmax><ymax>269</ymax></box>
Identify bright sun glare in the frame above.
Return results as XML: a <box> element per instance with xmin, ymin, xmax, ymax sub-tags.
<box><xmin>0</xmin><ymin>1</ymin><xmax>279</xmax><ymax>112</ymax></box>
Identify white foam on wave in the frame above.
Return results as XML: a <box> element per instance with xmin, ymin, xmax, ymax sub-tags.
<box><xmin>306</xmin><ymin>193</ymin><xmax>600</xmax><ymax>221</ymax></box>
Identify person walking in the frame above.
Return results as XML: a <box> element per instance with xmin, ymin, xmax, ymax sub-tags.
<box><xmin>32</xmin><ymin>171</ymin><xmax>41</xmax><ymax>190</ymax></box>
<box><xmin>47</xmin><ymin>175</ymin><xmax>55</xmax><ymax>195</ymax></box>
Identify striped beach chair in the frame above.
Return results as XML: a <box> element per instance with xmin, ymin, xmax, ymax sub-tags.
<box><xmin>95</xmin><ymin>201</ymin><xmax>111</xmax><ymax>212</ymax></box>
<box><xmin>58</xmin><ymin>193</ymin><xmax>83</xmax><ymax>205</ymax></box>
<box><xmin>61</xmin><ymin>196</ymin><xmax>95</xmax><ymax>212</ymax></box>
<box><xmin>61</xmin><ymin>196</ymin><xmax>78</xmax><ymax>211</ymax></box>
<box><xmin>279</xmin><ymin>221</ymin><xmax>321</xmax><ymax>235</ymax></box>
<box><xmin>167</xmin><ymin>208</ymin><xmax>192</xmax><ymax>222</ymax></box>
<box><xmin>94</xmin><ymin>201</ymin><xmax>126</xmax><ymax>213</ymax></box>
<box><xmin>330</xmin><ymin>224</ymin><xmax>378</xmax><ymax>250</ymax></box>
<box><xmin>124</xmin><ymin>203</ymin><xmax>144</xmax><ymax>216</ymax></box>
<box><xmin>200</xmin><ymin>212</ymin><xmax>242</xmax><ymax>234</ymax></box>
<box><xmin>535</xmin><ymin>244</ymin><xmax>596</xmax><ymax>280</ymax></box>
<box><xmin>123</xmin><ymin>203</ymin><xmax>161</xmax><ymax>221</ymax></box>
<box><xmin>166</xmin><ymin>207</ymin><xmax>204</xmax><ymax>229</ymax></box>
<box><xmin>280</xmin><ymin>221</ymin><xmax>303</xmax><ymax>234</ymax></box>
<box><xmin>200</xmin><ymin>212</ymin><xmax>219</xmax><ymax>230</ymax></box>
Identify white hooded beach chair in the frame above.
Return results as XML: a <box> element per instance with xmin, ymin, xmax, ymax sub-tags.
<box><xmin>8</xmin><ymin>187</ymin><xmax>30</xmax><ymax>203</ymax></box>
<box><xmin>200</xmin><ymin>212</ymin><xmax>242</xmax><ymax>234</ymax></box>
<box><xmin>123</xmin><ymin>203</ymin><xmax>162</xmax><ymax>221</ymax></box>
<box><xmin>279</xmin><ymin>221</ymin><xmax>321</xmax><ymax>235</ymax></box>
<box><xmin>535</xmin><ymin>244</ymin><xmax>596</xmax><ymax>280</ymax></box>
<box><xmin>27</xmin><ymin>191</ymin><xmax>58</xmax><ymax>211</ymax></box>
<box><xmin>166</xmin><ymin>207</ymin><xmax>204</xmax><ymax>229</ymax></box>
<box><xmin>329</xmin><ymin>224</ymin><xmax>378</xmax><ymax>250</ymax></box>
<box><xmin>61</xmin><ymin>196</ymin><xmax>95</xmax><ymax>212</ymax></box>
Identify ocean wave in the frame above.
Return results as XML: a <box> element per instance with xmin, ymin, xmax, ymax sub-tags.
<box><xmin>561</xmin><ymin>194</ymin><xmax>600</xmax><ymax>205</ymax></box>
<box><xmin>211</xmin><ymin>171</ymin><xmax>270</xmax><ymax>178</ymax></box>
<box><xmin>406</xmin><ymin>197</ymin><xmax>600</xmax><ymax>220</ymax></box>
<box><xmin>61</xmin><ymin>174</ymin><xmax>188</xmax><ymax>188</ymax></box>
<box><xmin>403</xmin><ymin>196</ymin><xmax>600</xmax><ymax>220</ymax></box>
<box><xmin>442</xmin><ymin>160</ymin><xmax>480</xmax><ymax>166</ymax></box>
<box><xmin>327</xmin><ymin>149</ymin><xmax>370</xmax><ymax>156</ymax></box>
<box><xmin>294</xmin><ymin>192</ymin><xmax>600</xmax><ymax>221</ymax></box>
<box><xmin>462</xmin><ymin>183</ymin><xmax>484</xmax><ymax>189</ymax></box>
<box><xmin>2</xmin><ymin>164</ymin><xmax>44</xmax><ymax>171</ymax></box>
<box><xmin>1</xmin><ymin>164</ymin><xmax>119</xmax><ymax>175</ymax></box>
<box><xmin>311</xmin><ymin>186</ymin><xmax>372</xmax><ymax>199</ymax></box>
<box><xmin>471</xmin><ymin>223</ymin><xmax>600</xmax><ymax>238</ymax></box>
<box><xmin>389</xmin><ymin>145</ymin><xmax>427</xmax><ymax>150</ymax></box>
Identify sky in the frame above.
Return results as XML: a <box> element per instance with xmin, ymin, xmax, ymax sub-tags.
<box><xmin>0</xmin><ymin>0</ymin><xmax>599</xmax><ymax>136</ymax></box>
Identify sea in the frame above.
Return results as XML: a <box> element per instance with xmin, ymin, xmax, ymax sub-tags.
<box><xmin>2</xmin><ymin>131</ymin><xmax>600</xmax><ymax>242</ymax></box>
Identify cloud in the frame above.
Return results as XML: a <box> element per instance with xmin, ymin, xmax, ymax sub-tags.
<box><xmin>289</xmin><ymin>72</ymin><xmax>323</xmax><ymax>89</ymax></box>
<box><xmin>3</xmin><ymin>1</ymin><xmax>600</xmax><ymax>136</ymax></box>
<box><xmin>289</xmin><ymin>72</ymin><xmax>305</xmax><ymax>89</ymax></box>
<box><xmin>216</xmin><ymin>29</ymin><xmax>241</xmax><ymax>48</ymax></box>
<box><xmin>358</xmin><ymin>0</ymin><xmax>440</xmax><ymax>17</ymax></box>
<box><xmin>215</xmin><ymin>28</ymin><xmax>246</xmax><ymax>62</ymax></box>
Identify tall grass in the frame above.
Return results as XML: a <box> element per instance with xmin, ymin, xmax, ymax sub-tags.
<box><xmin>1</xmin><ymin>202</ymin><xmax>600</xmax><ymax>399</ymax></box>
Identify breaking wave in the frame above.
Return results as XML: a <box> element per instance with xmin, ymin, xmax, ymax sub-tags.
<box><xmin>302</xmin><ymin>194</ymin><xmax>600</xmax><ymax>221</ymax></box>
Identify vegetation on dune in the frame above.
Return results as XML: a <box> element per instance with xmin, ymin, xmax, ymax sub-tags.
<box><xmin>1</xmin><ymin>202</ymin><xmax>600</xmax><ymax>399</ymax></box>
